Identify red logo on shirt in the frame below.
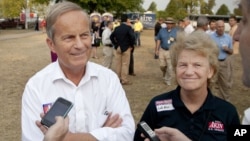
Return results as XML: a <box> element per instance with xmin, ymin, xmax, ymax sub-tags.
<box><xmin>208</xmin><ymin>121</ymin><xmax>224</xmax><ymax>132</ymax></box>
<box><xmin>43</xmin><ymin>103</ymin><xmax>53</xmax><ymax>114</ymax></box>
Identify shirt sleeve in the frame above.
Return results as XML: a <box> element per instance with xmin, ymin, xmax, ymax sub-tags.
<box><xmin>89</xmin><ymin>72</ymin><xmax>135</xmax><ymax>141</ymax></box>
<box><xmin>134</xmin><ymin>99</ymin><xmax>158</xmax><ymax>141</ymax></box>
<box><xmin>22</xmin><ymin>81</ymin><xmax>44</xmax><ymax>141</ymax></box>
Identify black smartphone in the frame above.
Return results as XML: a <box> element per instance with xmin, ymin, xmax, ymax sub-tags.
<box><xmin>41</xmin><ymin>97</ymin><xmax>73</xmax><ymax>128</ymax></box>
<box><xmin>137</xmin><ymin>121</ymin><xmax>160</xmax><ymax>141</ymax></box>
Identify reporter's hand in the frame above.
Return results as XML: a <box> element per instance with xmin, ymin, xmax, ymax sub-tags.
<box><xmin>103</xmin><ymin>113</ymin><xmax>122</xmax><ymax>128</ymax></box>
<box><xmin>43</xmin><ymin>116</ymin><xmax>69</xmax><ymax>141</ymax></box>
<box><xmin>35</xmin><ymin>113</ymin><xmax>69</xmax><ymax>141</ymax></box>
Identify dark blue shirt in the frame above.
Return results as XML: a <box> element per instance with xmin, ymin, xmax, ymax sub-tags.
<box><xmin>134</xmin><ymin>86</ymin><xmax>240</xmax><ymax>141</ymax></box>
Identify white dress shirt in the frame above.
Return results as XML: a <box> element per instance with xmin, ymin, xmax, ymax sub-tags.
<box><xmin>184</xmin><ymin>24</ymin><xmax>194</xmax><ymax>34</ymax></box>
<box><xmin>22</xmin><ymin>61</ymin><xmax>135</xmax><ymax>141</ymax></box>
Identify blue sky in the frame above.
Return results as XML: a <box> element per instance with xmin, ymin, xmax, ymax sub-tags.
<box><xmin>142</xmin><ymin>0</ymin><xmax>239</xmax><ymax>13</ymax></box>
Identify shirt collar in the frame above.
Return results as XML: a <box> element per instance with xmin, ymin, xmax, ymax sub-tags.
<box><xmin>173</xmin><ymin>86</ymin><xmax>215</xmax><ymax>111</ymax></box>
<box><xmin>51</xmin><ymin>61</ymin><xmax>99</xmax><ymax>86</ymax></box>
<box><xmin>214</xmin><ymin>32</ymin><xmax>225</xmax><ymax>37</ymax></box>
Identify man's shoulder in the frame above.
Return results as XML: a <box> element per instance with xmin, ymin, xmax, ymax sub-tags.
<box><xmin>27</xmin><ymin>63</ymin><xmax>56</xmax><ymax>84</ymax></box>
<box><xmin>88</xmin><ymin>62</ymin><xmax>116</xmax><ymax>75</ymax></box>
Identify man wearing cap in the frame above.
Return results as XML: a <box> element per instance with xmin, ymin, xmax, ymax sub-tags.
<box><xmin>156</xmin><ymin>17</ymin><xmax>178</xmax><ymax>85</ymax></box>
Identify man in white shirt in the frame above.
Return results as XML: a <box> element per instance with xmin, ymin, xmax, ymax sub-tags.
<box><xmin>183</xmin><ymin>17</ymin><xmax>194</xmax><ymax>34</ymax></box>
<box><xmin>206</xmin><ymin>19</ymin><xmax>216</xmax><ymax>34</ymax></box>
<box><xmin>21</xmin><ymin>2</ymin><xmax>135</xmax><ymax>141</ymax></box>
<box><xmin>102</xmin><ymin>21</ymin><xmax>114</xmax><ymax>68</ymax></box>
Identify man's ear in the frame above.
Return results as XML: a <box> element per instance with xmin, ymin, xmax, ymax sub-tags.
<box><xmin>46</xmin><ymin>38</ymin><xmax>56</xmax><ymax>53</ymax></box>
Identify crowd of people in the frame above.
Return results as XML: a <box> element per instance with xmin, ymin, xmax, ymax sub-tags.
<box><xmin>21</xmin><ymin>1</ymin><xmax>250</xmax><ymax>141</ymax></box>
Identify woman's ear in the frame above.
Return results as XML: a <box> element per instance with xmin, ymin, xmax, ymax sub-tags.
<box><xmin>46</xmin><ymin>38</ymin><xmax>56</xmax><ymax>53</ymax></box>
<box><xmin>208</xmin><ymin>66</ymin><xmax>215</xmax><ymax>79</ymax></box>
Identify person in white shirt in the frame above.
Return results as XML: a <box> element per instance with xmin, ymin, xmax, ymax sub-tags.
<box><xmin>206</xmin><ymin>19</ymin><xmax>216</xmax><ymax>35</ymax></box>
<box><xmin>183</xmin><ymin>17</ymin><xmax>194</xmax><ymax>34</ymax></box>
<box><xmin>102</xmin><ymin>21</ymin><xmax>114</xmax><ymax>68</ymax></box>
<box><xmin>21</xmin><ymin>2</ymin><xmax>135</xmax><ymax>141</ymax></box>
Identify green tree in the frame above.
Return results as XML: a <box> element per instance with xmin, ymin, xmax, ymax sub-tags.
<box><xmin>147</xmin><ymin>2</ymin><xmax>157</xmax><ymax>12</ymax></box>
<box><xmin>200</xmin><ymin>0</ymin><xmax>215</xmax><ymax>15</ymax></box>
<box><xmin>1</xmin><ymin>0</ymin><xmax>26</xmax><ymax>18</ymax></box>
<box><xmin>216</xmin><ymin>4</ymin><xmax>230</xmax><ymax>15</ymax></box>
<box><xmin>31</xmin><ymin>0</ymin><xmax>143</xmax><ymax>17</ymax></box>
<box><xmin>233</xmin><ymin>7</ymin><xmax>242</xmax><ymax>16</ymax></box>
<box><xmin>165</xmin><ymin>0</ymin><xmax>187</xmax><ymax>20</ymax></box>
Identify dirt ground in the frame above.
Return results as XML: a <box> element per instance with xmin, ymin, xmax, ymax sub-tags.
<box><xmin>0</xmin><ymin>29</ymin><xmax>249</xmax><ymax>140</ymax></box>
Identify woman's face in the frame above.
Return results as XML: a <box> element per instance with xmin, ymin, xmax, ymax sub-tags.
<box><xmin>176</xmin><ymin>50</ymin><xmax>214</xmax><ymax>92</ymax></box>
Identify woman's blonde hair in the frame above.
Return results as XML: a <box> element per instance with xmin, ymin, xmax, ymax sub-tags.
<box><xmin>170</xmin><ymin>31</ymin><xmax>219</xmax><ymax>87</ymax></box>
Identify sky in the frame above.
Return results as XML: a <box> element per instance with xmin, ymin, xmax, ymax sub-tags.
<box><xmin>142</xmin><ymin>0</ymin><xmax>239</xmax><ymax>13</ymax></box>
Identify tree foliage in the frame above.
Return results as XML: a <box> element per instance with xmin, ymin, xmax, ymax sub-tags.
<box><xmin>216</xmin><ymin>4</ymin><xmax>230</xmax><ymax>15</ymax></box>
<box><xmin>0</xmin><ymin>0</ymin><xmax>144</xmax><ymax>18</ymax></box>
<box><xmin>53</xmin><ymin>0</ymin><xmax>144</xmax><ymax>16</ymax></box>
<box><xmin>233</xmin><ymin>7</ymin><xmax>242</xmax><ymax>16</ymax></box>
<box><xmin>200</xmin><ymin>0</ymin><xmax>215</xmax><ymax>15</ymax></box>
<box><xmin>1</xmin><ymin>0</ymin><xmax>26</xmax><ymax>18</ymax></box>
<box><xmin>147</xmin><ymin>2</ymin><xmax>157</xmax><ymax>12</ymax></box>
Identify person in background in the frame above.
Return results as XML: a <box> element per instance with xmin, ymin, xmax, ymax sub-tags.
<box><xmin>127</xmin><ymin>20</ymin><xmax>136</xmax><ymax>76</ymax></box>
<box><xmin>102</xmin><ymin>21</ymin><xmax>114</xmax><ymax>68</ymax></box>
<box><xmin>210</xmin><ymin>20</ymin><xmax>233</xmax><ymax>102</ymax></box>
<box><xmin>177</xmin><ymin>19</ymin><xmax>184</xmax><ymax>31</ymax></box>
<box><xmin>99</xmin><ymin>16</ymin><xmax>109</xmax><ymax>37</ymax></box>
<box><xmin>22</xmin><ymin>2</ymin><xmax>135</xmax><ymax>141</ymax></box>
<box><xmin>35</xmin><ymin>16</ymin><xmax>39</xmax><ymax>31</ymax></box>
<box><xmin>206</xmin><ymin>19</ymin><xmax>216</xmax><ymax>34</ymax></box>
<box><xmin>113</xmin><ymin>19</ymin><xmax>120</xmax><ymax>30</ymax></box>
<box><xmin>229</xmin><ymin>15</ymin><xmax>239</xmax><ymax>54</ymax></box>
<box><xmin>91</xmin><ymin>22</ymin><xmax>100</xmax><ymax>59</ymax></box>
<box><xmin>154</xmin><ymin>18</ymin><xmax>164</xmax><ymax>59</ymax></box>
<box><xmin>183</xmin><ymin>17</ymin><xmax>194</xmax><ymax>34</ymax></box>
<box><xmin>195</xmin><ymin>16</ymin><xmax>209</xmax><ymax>32</ymax></box>
<box><xmin>134</xmin><ymin>31</ymin><xmax>240</xmax><ymax>141</ymax></box>
<box><xmin>134</xmin><ymin>18</ymin><xmax>143</xmax><ymax>47</ymax></box>
<box><xmin>155</xmin><ymin>17</ymin><xmax>178</xmax><ymax>86</ymax></box>
<box><xmin>110</xmin><ymin>15</ymin><xmax>135</xmax><ymax>85</ymax></box>
<box><xmin>41</xmin><ymin>17</ymin><xmax>46</xmax><ymax>33</ymax></box>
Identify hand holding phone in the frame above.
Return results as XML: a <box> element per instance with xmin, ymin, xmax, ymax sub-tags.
<box><xmin>41</xmin><ymin>97</ymin><xmax>73</xmax><ymax>128</ymax></box>
<box><xmin>137</xmin><ymin>121</ymin><xmax>160</xmax><ymax>141</ymax></box>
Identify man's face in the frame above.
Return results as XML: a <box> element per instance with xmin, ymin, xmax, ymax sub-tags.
<box><xmin>209</xmin><ymin>22</ymin><xmax>216</xmax><ymax>30</ymax></box>
<box><xmin>229</xmin><ymin>18</ymin><xmax>237</xmax><ymax>27</ymax></box>
<box><xmin>46</xmin><ymin>11</ymin><xmax>92</xmax><ymax>73</ymax></box>
<box><xmin>215</xmin><ymin>21</ymin><xmax>225</xmax><ymax>36</ymax></box>
<box><xmin>239</xmin><ymin>0</ymin><xmax>250</xmax><ymax>87</ymax></box>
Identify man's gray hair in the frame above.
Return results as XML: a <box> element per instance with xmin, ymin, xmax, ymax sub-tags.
<box><xmin>45</xmin><ymin>1</ymin><xmax>90</xmax><ymax>40</ymax></box>
<box><xmin>197</xmin><ymin>16</ymin><xmax>209</xmax><ymax>27</ymax></box>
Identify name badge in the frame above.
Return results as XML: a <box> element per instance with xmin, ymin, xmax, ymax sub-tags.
<box><xmin>155</xmin><ymin>99</ymin><xmax>174</xmax><ymax>112</ymax></box>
